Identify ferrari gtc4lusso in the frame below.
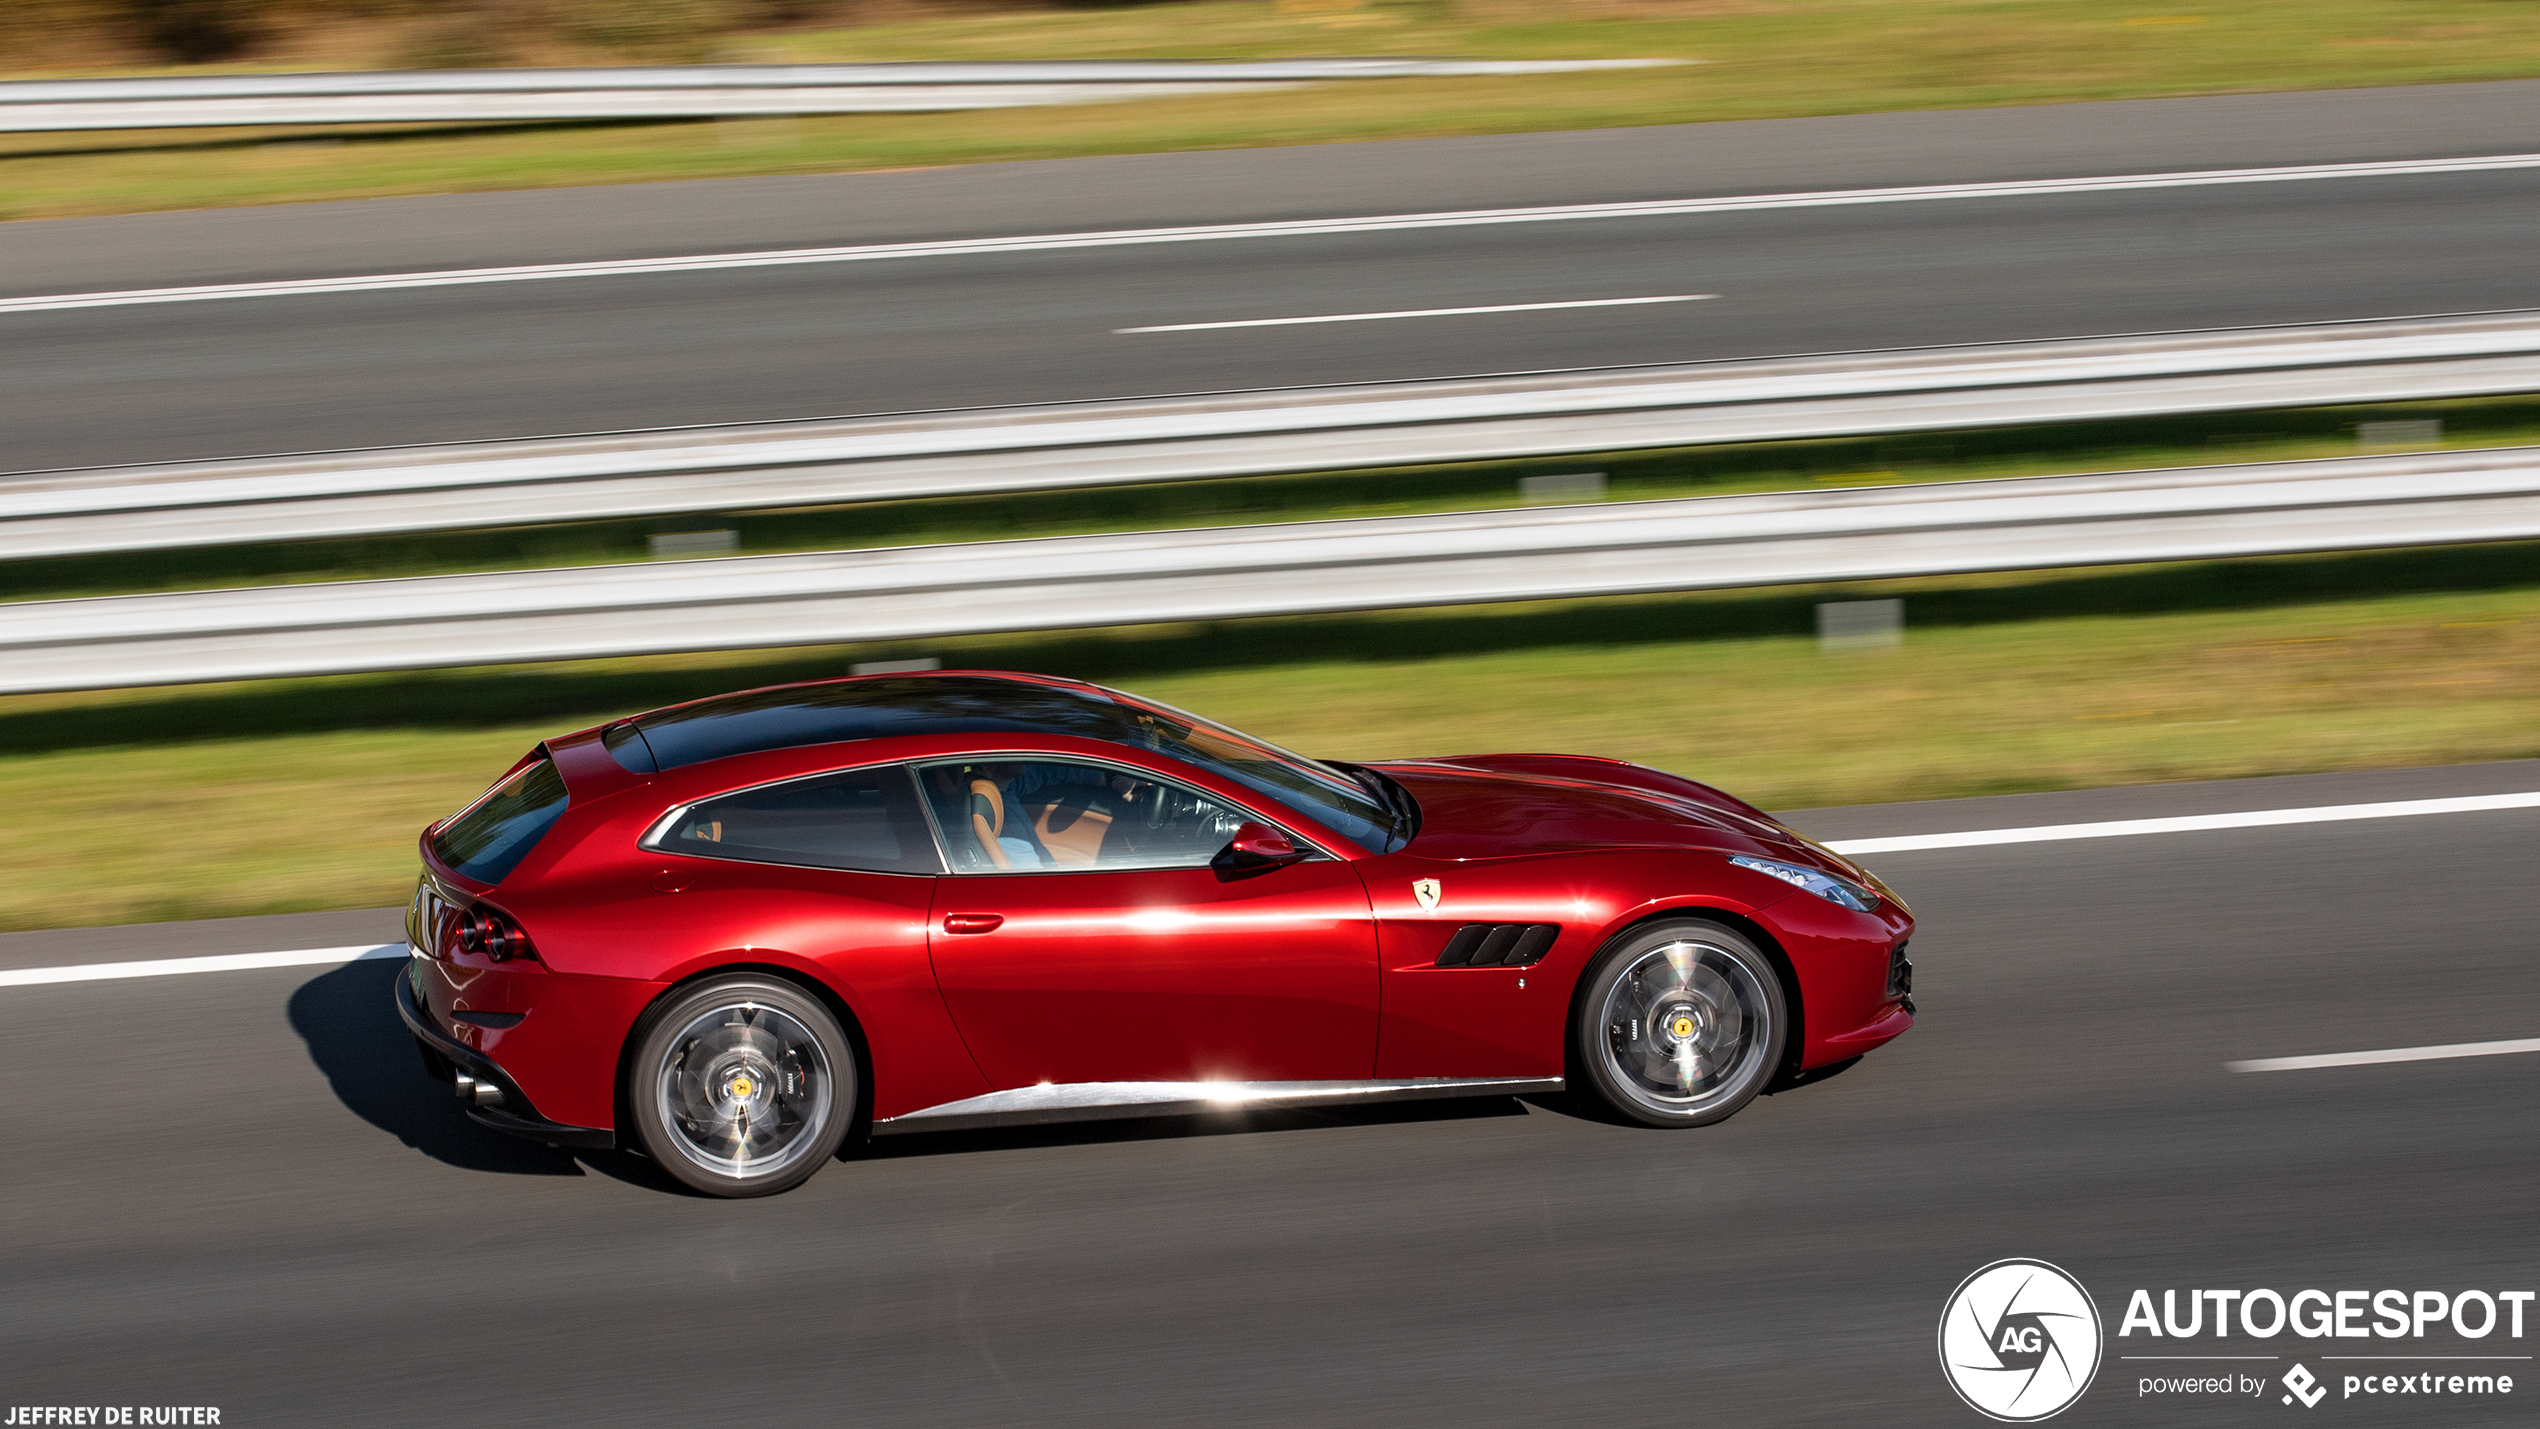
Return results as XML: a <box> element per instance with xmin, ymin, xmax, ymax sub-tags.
<box><xmin>399</xmin><ymin>671</ymin><xmax>1914</xmax><ymax>1196</ymax></box>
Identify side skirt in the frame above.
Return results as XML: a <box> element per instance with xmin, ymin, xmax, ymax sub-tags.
<box><xmin>870</xmin><ymin>1076</ymin><xmax>1565</xmax><ymax>1136</ymax></box>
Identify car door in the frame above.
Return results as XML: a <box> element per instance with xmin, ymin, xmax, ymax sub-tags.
<box><xmin>633</xmin><ymin>761</ymin><xmax>1000</xmax><ymax>1119</ymax></box>
<box><xmin>916</xmin><ymin>756</ymin><xmax>1379</xmax><ymax>1089</ymax></box>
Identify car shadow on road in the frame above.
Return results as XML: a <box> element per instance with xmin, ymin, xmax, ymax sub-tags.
<box><xmin>288</xmin><ymin>955</ymin><xmax>589</xmax><ymax>1177</ymax></box>
<box><xmin>1769</xmin><ymin>1055</ymin><xmax>1864</xmax><ymax>1095</ymax></box>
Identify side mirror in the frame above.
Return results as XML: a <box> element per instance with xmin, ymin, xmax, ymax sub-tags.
<box><xmin>1211</xmin><ymin>821</ymin><xmax>1310</xmax><ymax>880</ymax></box>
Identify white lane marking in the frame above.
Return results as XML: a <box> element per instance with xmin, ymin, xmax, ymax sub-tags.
<box><xmin>1826</xmin><ymin>791</ymin><xmax>2540</xmax><ymax>855</ymax></box>
<box><xmin>6</xmin><ymin>152</ymin><xmax>2538</xmax><ymax>315</ymax></box>
<box><xmin>1116</xmin><ymin>294</ymin><xmax>1715</xmax><ymax>333</ymax></box>
<box><xmin>2226</xmin><ymin>1038</ymin><xmax>2540</xmax><ymax>1074</ymax></box>
<box><xmin>0</xmin><ymin>942</ymin><xmax>404</xmax><ymax>988</ymax></box>
<box><xmin>2</xmin><ymin>789</ymin><xmax>2533</xmax><ymax>990</ymax></box>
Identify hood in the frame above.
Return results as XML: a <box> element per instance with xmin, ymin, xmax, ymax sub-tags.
<box><xmin>1373</xmin><ymin>754</ymin><xmax>1853</xmax><ymax>874</ymax></box>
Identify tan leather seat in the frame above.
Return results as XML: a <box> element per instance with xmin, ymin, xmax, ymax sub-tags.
<box><xmin>1029</xmin><ymin>794</ymin><xmax>1113</xmax><ymax>866</ymax></box>
<box><xmin>967</xmin><ymin>777</ymin><xmax>1013</xmax><ymax>870</ymax></box>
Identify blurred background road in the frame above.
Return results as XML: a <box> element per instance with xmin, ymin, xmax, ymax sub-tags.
<box><xmin>2</xmin><ymin>763</ymin><xmax>2533</xmax><ymax>1427</ymax></box>
<box><xmin>4</xmin><ymin>80</ymin><xmax>2537</xmax><ymax>471</ymax></box>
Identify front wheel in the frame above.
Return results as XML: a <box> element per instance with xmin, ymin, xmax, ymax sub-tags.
<box><xmin>627</xmin><ymin>975</ymin><xmax>857</xmax><ymax>1197</ymax></box>
<box><xmin>1574</xmin><ymin>920</ymin><xmax>1786</xmax><ymax>1128</ymax></box>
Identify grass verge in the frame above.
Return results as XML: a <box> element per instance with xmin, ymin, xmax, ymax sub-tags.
<box><xmin>3</xmin><ymin>540</ymin><xmax>2533</xmax><ymax>931</ymax></box>
<box><xmin>7</xmin><ymin>0</ymin><xmax>2540</xmax><ymax>221</ymax></box>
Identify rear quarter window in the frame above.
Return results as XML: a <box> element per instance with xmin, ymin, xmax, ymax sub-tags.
<box><xmin>430</xmin><ymin>754</ymin><xmax>571</xmax><ymax>886</ymax></box>
<box><xmin>650</xmin><ymin>765</ymin><xmax>941</xmax><ymax>876</ymax></box>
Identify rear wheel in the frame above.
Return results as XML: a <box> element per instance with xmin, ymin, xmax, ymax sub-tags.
<box><xmin>627</xmin><ymin>975</ymin><xmax>856</xmax><ymax>1197</ymax></box>
<box><xmin>1574</xmin><ymin>920</ymin><xmax>1786</xmax><ymax>1128</ymax></box>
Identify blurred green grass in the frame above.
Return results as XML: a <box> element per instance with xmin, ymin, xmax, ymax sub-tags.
<box><xmin>8</xmin><ymin>0</ymin><xmax>2540</xmax><ymax>219</ymax></box>
<box><xmin>3</xmin><ymin>540</ymin><xmax>2533</xmax><ymax>930</ymax></box>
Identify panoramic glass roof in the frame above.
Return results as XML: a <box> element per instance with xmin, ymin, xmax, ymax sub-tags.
<box><xmin>606</xmin><ymin>675</ymin><xmax>1122</xmax><ymax>774</ymax></box>
<box><xmin>602</xmin><ymin>672</ymin><xmax>1405</xmax><ymax>852</ymax></box>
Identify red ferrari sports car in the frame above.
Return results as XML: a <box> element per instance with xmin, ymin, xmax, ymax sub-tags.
<box><xmin>399</xmin><ymin>671</ymin><xmax>1914</xmax><ymax>1196</ymax></box>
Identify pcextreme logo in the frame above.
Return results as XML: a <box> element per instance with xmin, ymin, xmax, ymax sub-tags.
<box><xmin>2283</xmin><ymin>1364</ymin><xmax>2327</xmax><ymax>1408</ymax></box>
<box><xmin>1940</xmin><ymin>1259</ymin><xmax>2104</xmax><ymax>1421</ymax></box>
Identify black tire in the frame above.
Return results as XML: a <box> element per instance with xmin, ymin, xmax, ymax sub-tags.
<box><xmin>627</xmin><ymin>975</ymin><xmax>857</xmax><ymax>1198</ymax></box>
<box><xmin>1573</xmin><ymin>919</ymin><xmax>1787</xmax><ymax>1129</ymax></box>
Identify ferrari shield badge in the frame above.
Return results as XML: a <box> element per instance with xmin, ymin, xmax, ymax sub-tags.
<box><xmin>1412</xmin><ymin>878</ymin><xmax>1442</xmax><ymax>910</ymax></box>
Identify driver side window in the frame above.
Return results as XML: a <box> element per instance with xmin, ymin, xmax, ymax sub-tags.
<box><xmin>916</xmin><ymin>759</ymin><xmax>1251</xmax><ymax>873</ymax></box>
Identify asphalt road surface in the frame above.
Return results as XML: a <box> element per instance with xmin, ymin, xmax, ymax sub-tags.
<box><xmin>4</xmin><ymin>80</ymin><xmax>2538</xmax><ymax>471</ymax></box>
<box><xmin>3</xmin><ymin>759</ymin><xmax>2535</xmax><ymax>1427</ymax></box>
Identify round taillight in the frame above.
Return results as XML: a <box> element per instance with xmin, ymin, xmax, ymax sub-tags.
<box><xmin>450</xmin><ymin>906</ymin><xmax>534</xmax><ymax>962</ymax></box>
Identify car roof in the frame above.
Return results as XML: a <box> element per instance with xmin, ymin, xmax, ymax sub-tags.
<box><xmin>604</xmin><ymin>671</ymin><xmax>1151</xmax><ymax>774</ymax></box>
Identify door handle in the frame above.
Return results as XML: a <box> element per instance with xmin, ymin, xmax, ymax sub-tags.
<box><xmin>942</xmin><ymin>913</ymin><xmax>1005</xmax><ymax>935</ymax></box>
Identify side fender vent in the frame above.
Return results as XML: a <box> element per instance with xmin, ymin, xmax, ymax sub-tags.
<box><xmin>1435</xmin><ymin>923</ymin><xmax>1560</xmax><ymax>968</ymax></box>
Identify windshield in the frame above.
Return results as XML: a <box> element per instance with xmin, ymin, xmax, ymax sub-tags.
<box><xmin>429</xmin><ymin>754</ymin><xmax>570</xmax><ymax>885</ymax></box>
<box><xmin>1096</xmin><ymin>688</ymin><xmax>1410</xmax><ymax>853</ymax></box>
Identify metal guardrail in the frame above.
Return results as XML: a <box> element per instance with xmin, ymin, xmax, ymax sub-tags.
<box><xmin>6</xmin><ymin>446</ymin><xmax>2534</xmax><ymax>695</ymax></box>
<box><xmin>6</xmin><ymin>312</ymin><xmax>2536</xmax><ymax>561</ymax></box>
<box><xmin>0</xmin><ymin>60</ymin><xmax>1673</xmax><ymax>130</ymax></box>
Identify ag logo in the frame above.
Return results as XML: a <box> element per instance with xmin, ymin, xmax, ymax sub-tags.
<box><xmin>1412</xmin><ymin>878</ymin><xmax>1442</xmax><ymax>910</ymax></box>
<box><xmin>1939</xmin><ymin>1259</ymin><xmax>2102</xmax><ymax>1421</ymax></box>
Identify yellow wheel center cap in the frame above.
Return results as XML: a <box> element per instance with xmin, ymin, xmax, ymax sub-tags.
<box><xmin>728</xmin><ymin>1075</ymin><xmax>756</xmax><ymax>1099</ymax></box>
<box><xmin>1670</xmin><ymin>1015</ymin><xmax>1696</xmax><ymax>1039</ymax></box>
